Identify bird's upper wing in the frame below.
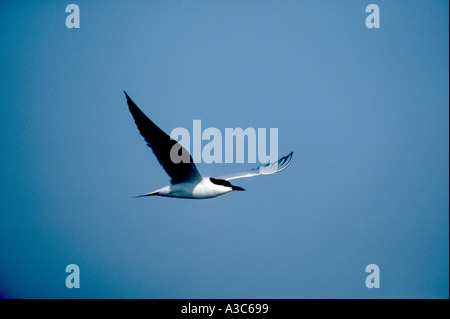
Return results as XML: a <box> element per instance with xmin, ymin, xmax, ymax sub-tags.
<box><xmin>124</xmin><ymin>91</ymin><xmax>202</xmax><ymax>184</ymax></box>
<box><xmin>217</xmin><ymin>152</ymin><xmax>293</xmax><ymax>181</ymax></box>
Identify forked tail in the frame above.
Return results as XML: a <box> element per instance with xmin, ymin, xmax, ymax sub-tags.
<box><xmin>133</xmin><ymin>192</ymin><xmax>159</xmax><ymax>198</ymax></box>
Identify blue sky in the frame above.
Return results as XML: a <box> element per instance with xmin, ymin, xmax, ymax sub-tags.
<box><xmin>0</xmin><ymin>1</ymin><xmax>448</xmax><ymax>298</ymax></box>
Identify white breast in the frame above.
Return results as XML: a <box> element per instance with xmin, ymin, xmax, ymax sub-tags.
<box><xmin>155</xmin><ymin>178</ymin><xmax>232</xmax><ymax>199</ymax></box>
<box><xmin>191</xmin><ymin>178</ymin><xmax>232</xmax><ymax>198</ymax></box>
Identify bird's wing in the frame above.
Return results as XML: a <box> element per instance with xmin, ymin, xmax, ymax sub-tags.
<box><xmin>124</xmin><ymin>91</ymin><xmax>202</xmax><ymax>184</ymax></box>
<box><xmin>217</xmin><ymin>152</ymin><xmax>293</xmax><ymax>181</ymax></box>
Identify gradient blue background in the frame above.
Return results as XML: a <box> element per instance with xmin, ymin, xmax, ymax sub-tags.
<box><xmin>0</xmin><ymin>0</ymin><xmax>448</xmax><ymax>298</ymax></box>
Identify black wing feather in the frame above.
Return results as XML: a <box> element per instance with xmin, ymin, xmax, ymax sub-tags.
<box><xmin>124</xmin><ymin>91</ymin><xmax>201</xmax><ymax>184</ymax></box>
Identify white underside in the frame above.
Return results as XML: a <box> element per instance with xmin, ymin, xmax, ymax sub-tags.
<box><xmin>146</xmin><ymin>178</ymin><xmax>233</xmax><ymax>199</ymax></box>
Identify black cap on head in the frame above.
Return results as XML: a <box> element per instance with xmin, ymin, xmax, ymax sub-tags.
<box><xmin>210</xmin><ymin>178</ymin><xmax>245</xmax><ymax>191</ymax></box>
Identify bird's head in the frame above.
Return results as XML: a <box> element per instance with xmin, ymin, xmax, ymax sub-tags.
<box><xmin>209</xmin><ymin>177</ymin><xmax>245</xmax><ymax>191</ymax></box>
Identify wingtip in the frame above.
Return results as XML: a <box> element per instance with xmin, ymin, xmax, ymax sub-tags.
<box><xmin>274</xmin><ymin>151</ymin><xmax>294</xmax><ymax>173</ymax></box>
<box><xmin>123</xmin><ymin>90</ymin><xmax>136</xmax><ymax>110</ymax></box>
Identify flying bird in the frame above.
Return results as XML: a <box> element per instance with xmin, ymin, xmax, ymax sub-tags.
<box><xmin>124</xmin><ymin>91</ymin><xmax>293</xmax><ymax>199</ymax></box>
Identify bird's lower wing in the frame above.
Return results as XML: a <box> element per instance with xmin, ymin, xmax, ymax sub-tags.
<box><xmin>217</xmin><ymin>152</ymin><xmax>293</xmax><ymax>181</ymax></box>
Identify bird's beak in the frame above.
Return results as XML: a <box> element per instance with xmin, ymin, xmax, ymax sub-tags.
<box><xmin>232</xmin><ymin>185</ymin><xmax>245</xmax><ymax>191</ymax></box>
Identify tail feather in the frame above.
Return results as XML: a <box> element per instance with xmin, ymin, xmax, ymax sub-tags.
<box><xmin>133</xmin><ymin>192</ymin><xmax>159</xmax><ymax>198</ymax></box>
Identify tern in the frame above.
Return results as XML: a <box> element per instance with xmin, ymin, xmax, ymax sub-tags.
<box><xmin>124</xmin><ymin>91</ymin><xmax>293</xmax><ymax>199</ymax></box>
